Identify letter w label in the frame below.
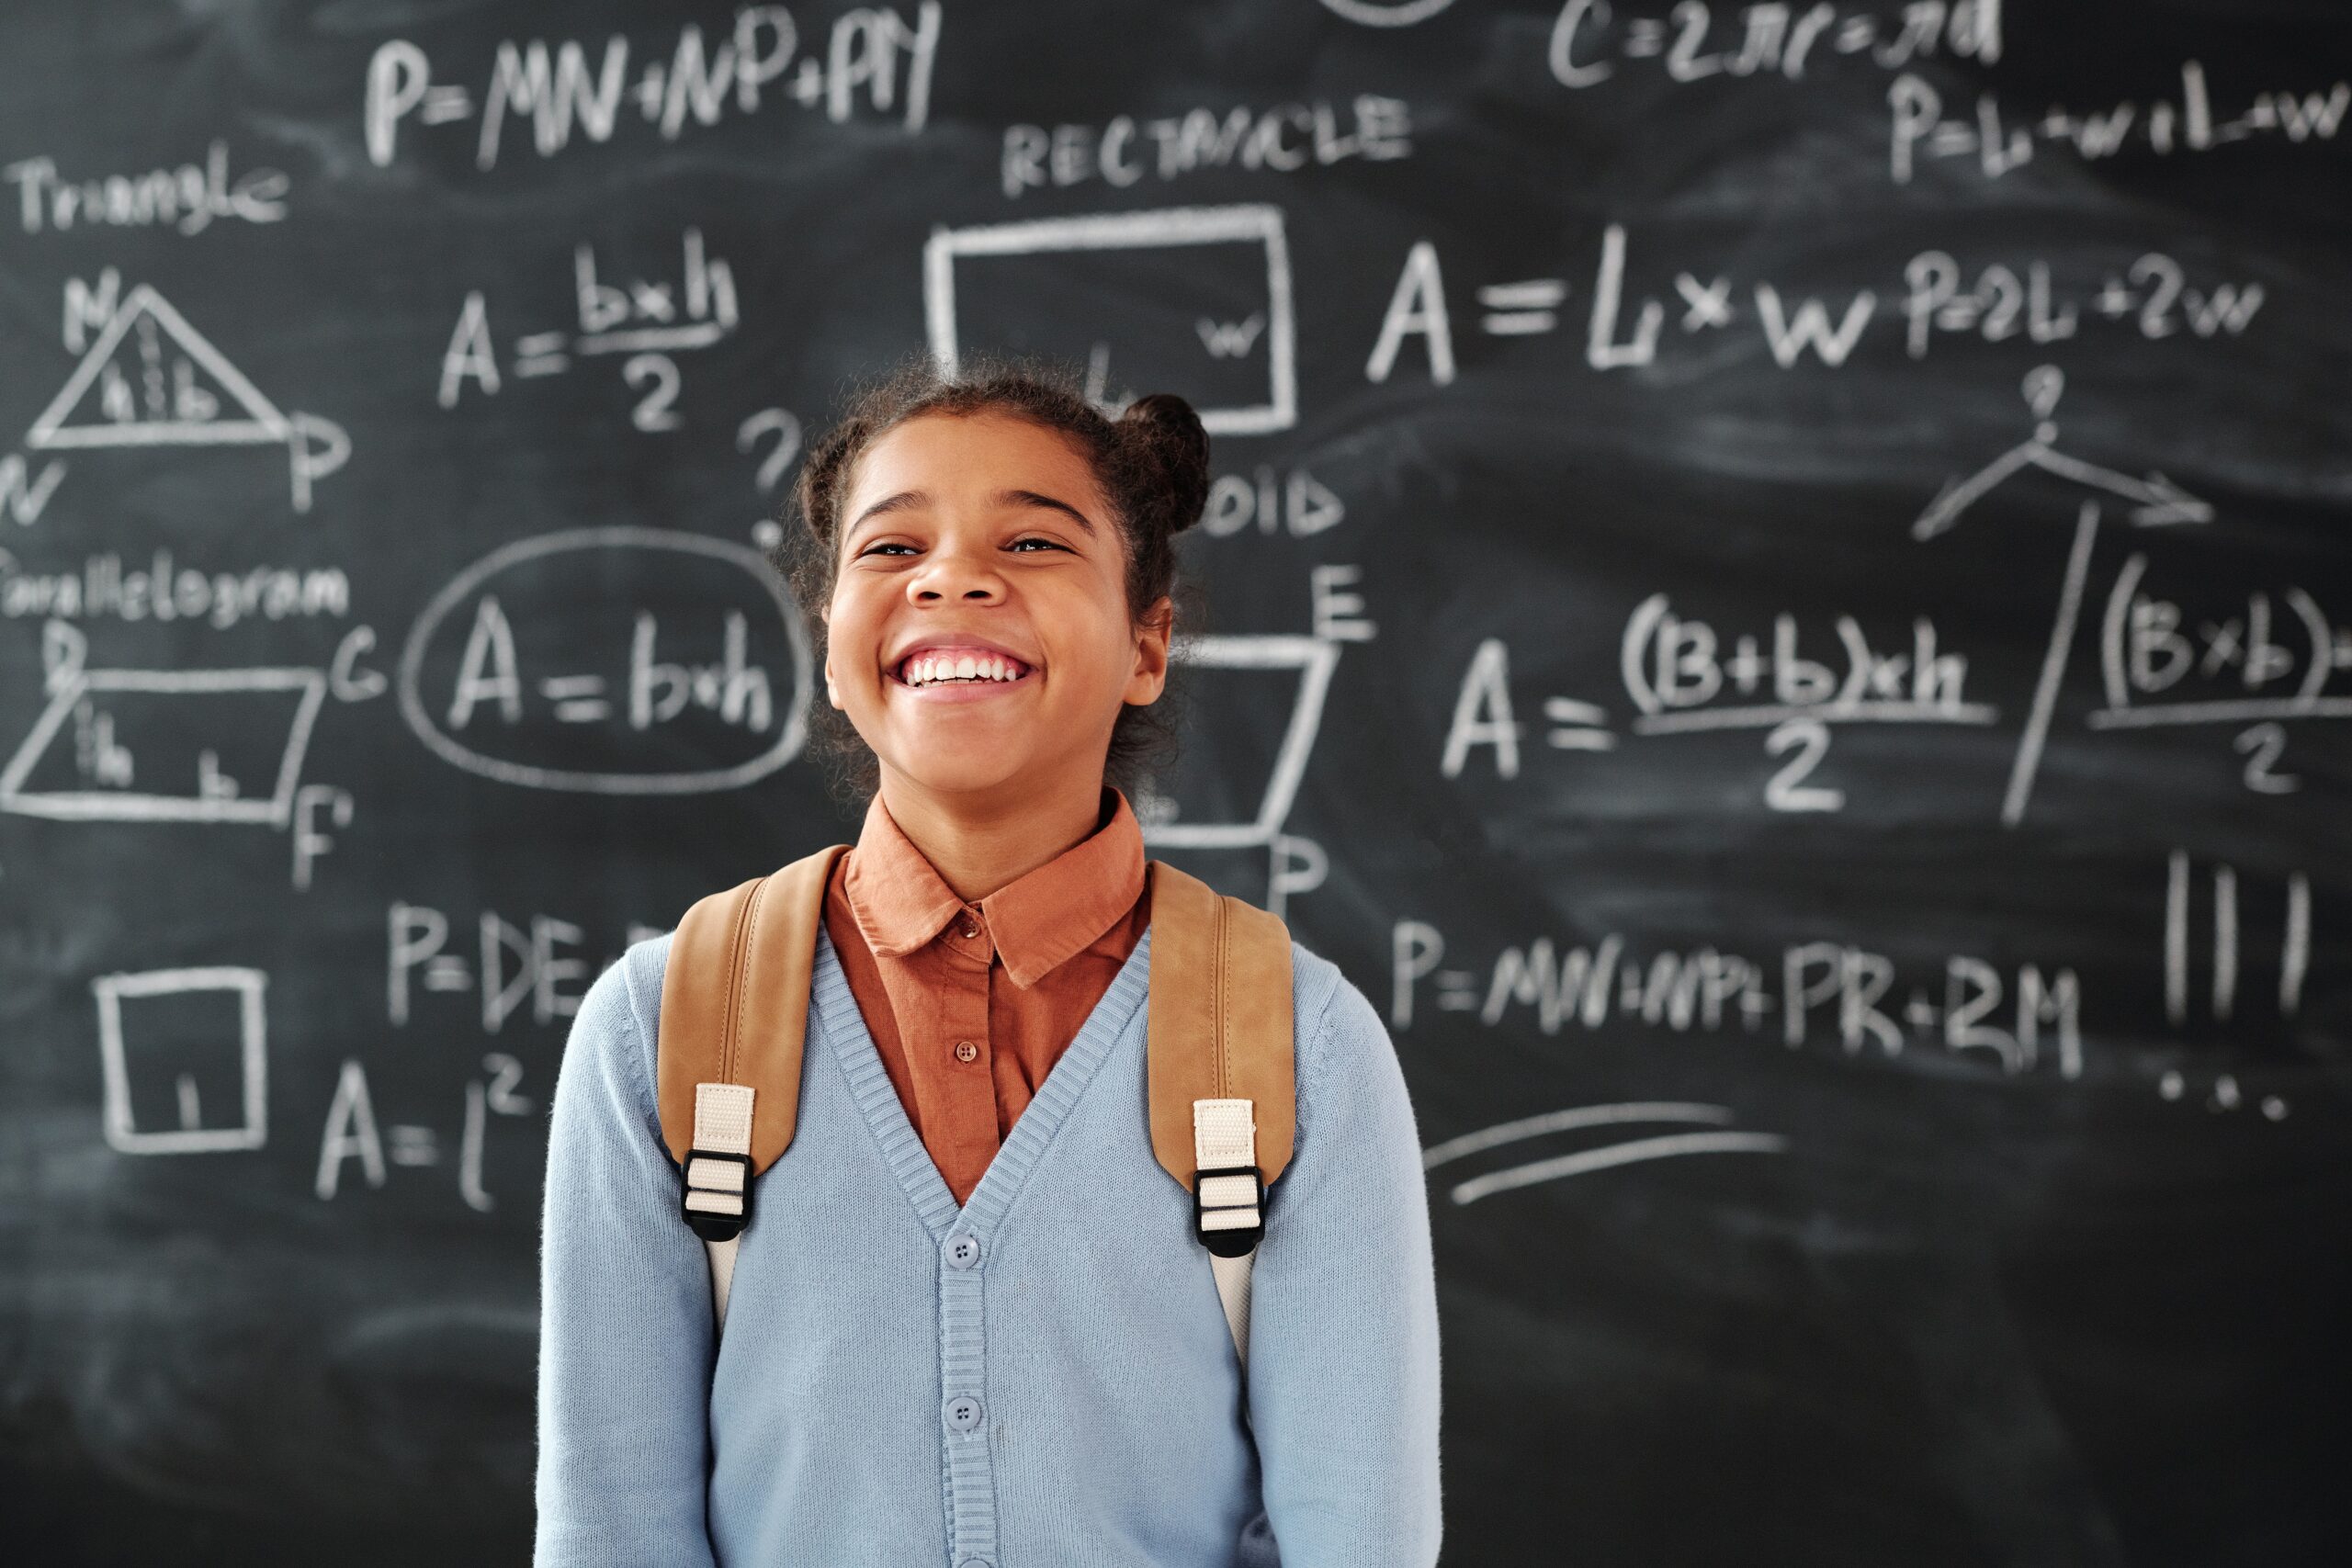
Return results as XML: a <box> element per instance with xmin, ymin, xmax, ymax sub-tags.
<box><xmin>1753</xmin><ymin>284</ymin><xmax>1877</xmax><ymax>367</ymax></box>
<box><xmin>1197</xmin><ymin>313</ymin><xmax>1265</xmax><ymax>358</ymax></box>
<box><xmin>1</xmin><ymin>455</ymin><xmax>65</xmax><ymax>525</ymax></box>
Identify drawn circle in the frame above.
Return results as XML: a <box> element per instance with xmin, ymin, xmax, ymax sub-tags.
<box><xmin>397</xmin><ymin>525</ymin><xmax>811</xmax><ymax>795</ymax></box>
<box><xmin>1317</xmin><ymin>0</ymin><xmax>1457</xmax><ymax>25</ymax></box>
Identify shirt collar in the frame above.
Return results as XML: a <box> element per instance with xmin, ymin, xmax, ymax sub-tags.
<box><xmin>841</xmin><ymin>784</ymin><xmax>1148</xmax><ymax>988</ymax></box>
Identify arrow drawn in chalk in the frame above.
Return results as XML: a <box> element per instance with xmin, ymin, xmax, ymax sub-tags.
<box><xmin>1912</xmin><ymin>367</ymin><xmax>2222</xmax><ymax>826</ymax></box>
<box><xmin>1912</xmin><ymin>366</ymin><xmax>2213</xmax><ymax>539</ymax></box>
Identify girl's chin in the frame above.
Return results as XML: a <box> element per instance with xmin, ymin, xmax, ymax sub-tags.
<box><xmin>880</xmin><ymin>755</ymin><xmax>1045</xmax><ymax>797</ymax></box>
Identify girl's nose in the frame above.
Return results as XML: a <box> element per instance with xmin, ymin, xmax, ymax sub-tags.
<box><xmin>908</xmin><ymin>538</ymin><xmax>1005</xmax><ymax>600</ymax></box>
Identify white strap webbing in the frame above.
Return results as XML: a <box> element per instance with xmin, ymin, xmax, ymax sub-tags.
<box><xmin>686</xmin><ymin>1082</ymin><xmax>754</xmax><ymax>1333</ymax></box>
<box><xmin>706</xmin><ymin>1236</ymin><xmax>741</xmax><ymax>1334</ymax></box>
<box><xmin>1193</xmin><ymin>1098</ymin><xmax>1261</xmax><ymax>1372</ymax></box>
<box><xmin>687</xmin><ymin>1086</ymin><xmax>1271</xmax><ymax>1363</ymax></box>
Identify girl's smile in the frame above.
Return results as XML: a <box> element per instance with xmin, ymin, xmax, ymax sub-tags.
<box><xmin>887</xmin><ymin>648</ymin><xmax>1042</xmax><ymax>704</ymax></box>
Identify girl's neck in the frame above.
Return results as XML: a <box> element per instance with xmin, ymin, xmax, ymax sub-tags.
<box><xmin>876</xmin><ymin>771</ymin><xmax>1110</xmax><ymax>904</ymax></box>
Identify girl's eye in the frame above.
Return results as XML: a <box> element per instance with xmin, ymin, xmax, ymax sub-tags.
<box><xmin>856</xmin><ymin>537</ymin><xmax>1067</xmax><ymax>558</ymax></box>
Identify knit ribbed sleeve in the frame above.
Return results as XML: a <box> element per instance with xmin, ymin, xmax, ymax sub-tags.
<box><xmin>1244</xmin><ymin>964</ymin><xmax>1445</xmax><ymax>1565</ymax></box>
<box><xmin>535</xmin><ymin>957</ymin><xmax>719</xmax><ymax>1568</ymax></box>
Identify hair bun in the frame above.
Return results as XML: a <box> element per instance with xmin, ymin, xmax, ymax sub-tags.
<box><xmin>1117</xmin><ymin>392</ymin><xmax>1210</xmax><ymax>536</ymax></box>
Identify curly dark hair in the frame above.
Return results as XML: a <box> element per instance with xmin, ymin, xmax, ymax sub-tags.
<box><xmin>766</xmin><ymin>349</ymin><xmax>1214</xmax><ymax>818</ymax></box>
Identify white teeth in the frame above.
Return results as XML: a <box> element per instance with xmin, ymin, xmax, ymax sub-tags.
<box><xmin>899</xmin><ymin>650</ymin><xmax>1028</xmax><ymax>687</ymax></box>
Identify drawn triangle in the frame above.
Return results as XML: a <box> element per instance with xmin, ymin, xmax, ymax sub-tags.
<box><xmin>26</xmin><ymin>286</ymin><xmax>289</xmax><ymax>451</ymax></box>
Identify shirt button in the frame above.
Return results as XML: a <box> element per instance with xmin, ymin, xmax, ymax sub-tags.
<box><xmin>954</xmin><ymin>1039</ymin><xmax>978</xmax><ymax>1063</ymax></box>
<box><xmin>946</xmin><ymin>1234</ymin><xmax>981</xmax><ymax>1269</ymax></box>
<box><xmin>944</xmin><ymin>1393</ymin><xmax>984</xmax><ymax>1432</ymax></box>
<box><xmin>958</xmin><ymin>916</ymin><xmax>979</xmax><ymax>939</ymax></box>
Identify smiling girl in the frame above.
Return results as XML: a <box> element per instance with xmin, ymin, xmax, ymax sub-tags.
<box><xmin>535</xmin><ymin>355</ymin><xmax>1442</xmax><ymax>1567</ymax></box>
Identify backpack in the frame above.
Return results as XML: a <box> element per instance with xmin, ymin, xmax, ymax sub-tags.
<box><xmin>653</xmin><ymin>845</ymin><xmax>1296</xmax><ymax>1382</ymax></box>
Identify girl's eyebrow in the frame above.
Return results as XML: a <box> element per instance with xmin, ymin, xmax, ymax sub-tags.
<box><xmin>997</xmin><ymin>489</ymin><xmax>1099</xmax><ymax>536</ymax></box>
<box><xmin>844</xmin><ymin>487</ymin><xmax>1098</xmax><ymax>543</ymax></box>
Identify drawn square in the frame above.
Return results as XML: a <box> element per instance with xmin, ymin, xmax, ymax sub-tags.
<box><xmin>93</xmin><ymin>967</ymin><xmax>268</xmax><ymax>1154</ymax></box>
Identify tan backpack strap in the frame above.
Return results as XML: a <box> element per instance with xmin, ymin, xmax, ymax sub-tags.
<box><xmin>657</xmin><ymin>843</ymin><xmax>846</xmax><ymax>1331</ymax></box>
<box><xmin>1146</xmin><ymin>859</ymin><xmax>1295</xmax><ymax>1383</ymax></box>
<box><xmin>1145</xmin><ymin>858</ymin><xmax>1297</xmax><ymax>1193</ymax></box>
<box><xmin>657</xmin><ymin>843</ymin><xmax>852</xmax><ymax>1177</ymax></box>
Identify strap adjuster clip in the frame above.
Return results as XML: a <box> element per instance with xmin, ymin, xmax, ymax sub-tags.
<box><xmin>1193</xmin><ymin>1163</ymin><xmax>1264</xmax><ymax>1258</ymax></box>
<box><xmin>682</xmin><ymin>1148</ymin><xmax>754</xmax><ymax>1242</ymax></box>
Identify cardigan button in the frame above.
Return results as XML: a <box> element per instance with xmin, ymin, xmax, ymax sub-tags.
<box><xmin>946</xmin><ymin>1235</ymin><xmax>981</xmax><ymax>1269</ymax></box>
<box><xmin>944</xmin><ymin>1393</ymin><xmax>983</xmax><ymax>1432</ymax></box>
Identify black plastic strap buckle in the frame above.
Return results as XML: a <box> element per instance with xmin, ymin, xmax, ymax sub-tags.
<box><xmin>681</xmin><ymin>1148</ymin><xmax>754</xmax><ymax>1243</ymax></box>
<box><xmin>1193</xmin><ymin>1164</ymin><xmax>1264</xmax><ymax>1258</ymax></box>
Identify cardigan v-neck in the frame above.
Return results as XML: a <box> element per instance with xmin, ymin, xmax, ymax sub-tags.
<box><xmin>822</xmin><ymin>783</ymin><xmax>1151</xmax><ymax>1206</ymax></box>
<box><xmin>811</xmin><ymin>916</ymin><xmax>1154</xmax><ymax>1233</ymax></box>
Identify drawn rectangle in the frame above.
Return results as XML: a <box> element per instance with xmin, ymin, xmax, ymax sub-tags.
<box><xmin>923</xmin><ymin>204</ymin><xmax>1296</xmax><ymax>435</ymax></box>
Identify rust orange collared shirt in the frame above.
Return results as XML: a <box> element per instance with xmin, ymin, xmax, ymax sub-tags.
<box><xmin>820</xmin><ymin>784</ymin><xmax>1149</xmax><ymax>1206</ymax></box>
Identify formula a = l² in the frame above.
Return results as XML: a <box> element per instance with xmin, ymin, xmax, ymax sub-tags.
<box><xmin>11</xmin><ymin>269</ymin><xmax>350</xmax><ymax>516</ymax></box>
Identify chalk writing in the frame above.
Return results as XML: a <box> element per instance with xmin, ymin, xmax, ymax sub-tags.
<box><xmin>2</xmin><ymin>621</ymin><xmax>377</xmax><ymax>840</ymax></box>
<box><xmin>1198</xmin><ymin>467</ymin><xmax>1348</xmax><ymax>538</ymax></box>
<box><xmin>396</xmin><ymin>527</ymin><xmax>808</xmax><ymax>794</ymax></box>
<box><xmin>22</xmin><ymin>271</ymin><xmax>349</xmax><ymax>513</ymax></box>
<box><xmin>926</xmin><ymin>204</ymin><xmax>1298</xmax><ymax>434</ymax></box>
<box><xmin>1440</xmin><ymin>611</ymin><xmax>1987</xmax><ymax>814</ymax></box>
<box><xmin>389</xmin><ymin>903</ymin><xmax>664</xmax><ymax>1031</ymax></box>
<box><xmin>0</xmin><ymin>549</ymin><xmax>350</xmax><ymax>627</ymax></box>
<box><xmin>2162</xmin><ymin>852</ymin><xmax>2313</xmax><ymax>1028</ymax></box>
<box><xmin>1368</xmin><ymin>231</ymin><xmax>2274</xmax><ymax>385</ymax></box>
<box><xmin>1903</xmin><ymin>250</ymin><xmax>2266</xmax><ymax>355</ymax></box>
<box><xmin>3</xmin><ymin>141</ymin><xmax>287</xmax><ymax>235</ymax></box>
<box><xmin>1001</xmin><ymin>96</ymin><xmax>1412</xmax><ymax>197</ymax></box>
<box><xmin>1391</xmin><ymin>916</ymin><xmax>2086</xmax><ymax>1078</ymax></box>
<box><xmin>315</xmin><ymin>1053</ymin><xmax>537</xmax><ymax>1209</ymax></box>
<box><xmin>1424</xmin><ymin>1100</ymin><xmax>1790</xmax><ymax>1206</ymax></box>
<box><xmin>365</xmin><ymin>4</ymin><xmax>942</xmax><ymax>172</ymax></box>
<box><xmin>1890</xmin><ymin>62</ymin><xmax>2349</xmax><ymax>183</ymax></box>
<box><xmin>92</xmin><ymin>967</ymin><xmax>269</xmax><ymax>1155</ymax></box>
<box><xmin>438</xmin><ymin>229</ymin><xmax>738</xmax><ymax>425</ymax></box>
<box><xmin>1549</xmin><ymin>0</ymin><xmax>2002</xmax><ymax>90</ymax></box>
<box><xmin>1140</xmin><ymin>634</ymin><xmax>1341</xmax><ymax>857</ymax></box>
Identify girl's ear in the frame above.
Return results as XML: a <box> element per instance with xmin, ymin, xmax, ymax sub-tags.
<box><xmin>1136</xmin><ymin>594</ymin><xmax>1174</xmax><ymax>647</ymax></box>
<box><xmin>1126</xmin><ymin>595</ymin><xmax>1174</xmax><ymax>701</ymax></box>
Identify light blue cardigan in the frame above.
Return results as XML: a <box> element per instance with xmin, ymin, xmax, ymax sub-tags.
<box><xmin>535</xmin><ymin>918</ymin><xmax>1442</xmax><ymax>1566</ymax></box>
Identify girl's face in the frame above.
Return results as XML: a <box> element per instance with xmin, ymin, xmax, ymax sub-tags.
<box><xmin>822</xmin><ymin>411</ymin><xmax>1170</xmax><ymax>803</ymax></box>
